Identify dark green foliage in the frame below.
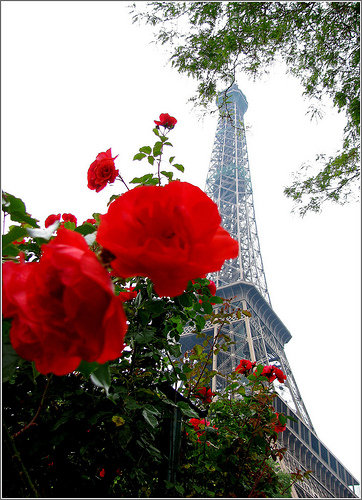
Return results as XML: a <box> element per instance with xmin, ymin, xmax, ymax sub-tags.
<box><xmin>132</xmin><ymin>2</ymin><xmax>360</xmax><ymax>214</ymax></box>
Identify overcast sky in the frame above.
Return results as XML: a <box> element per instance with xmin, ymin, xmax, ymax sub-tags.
<box><xmin>2</xmin><ymin>1</ymin><xmax>360</xmax><ymax>486</ymax></box>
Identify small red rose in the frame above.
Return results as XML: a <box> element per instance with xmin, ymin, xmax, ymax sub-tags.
<box><xmin>2</xmin><ymin>228</ymin><xmax>127</xmax><ymax>375</ymax></box>
<box><xmin>235</xmin><ymin>359</ymin><xmax>256</xmax><ymax>375</ymax></box>
<box><xmin>272</xmin><ymin>412</ymin><xmax>287</xmax><ymax>433</ymax></box>
<box><xmin>88</xmin><ymin>148</ymin><xmax>119</xmax><ymax>193</ymax></box>
<box><xmin>274</xmin><ymin>366</ymin><xmax>287</xmax><ymax>384</ymax></box>
<box><xmin>62</xmin><ymin>213</ymin><xmax>77</xmax><ymax>226</ymax></box>
<box><xmin>261</xmin><ymin>365</ymin><xmax>276</xmax><ymax>382</ymax></box>
<box><xmin>154</xmin><ymin>113</ymin><xmax>177</xmax><ymax>129</ymax></box>
<box><xmin>118</xmin><ymin>287</ymin><xmax>138</xmax><ymax>303</ymax></box>
<box><xmin>194</xmin><ymin>386</ymin><xmax>214</xmax><ymax>404</ymax></box>
<box><xmin>45</xmin><ymin>213</ymin><xmax>61</xmax><ymax>228</ymax></box>
<box><xmin>96</xmin><ymin>181</ymin><xmax>239</xmax><ymax>297</ymax></box>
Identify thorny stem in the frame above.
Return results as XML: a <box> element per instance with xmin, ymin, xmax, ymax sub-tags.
<box><xmin>12</xmin><ymin>374</ymin><xmax>53</xmax><ymax>439</ymax></box>
<box><xmin>3</xmin><ymin>421</ymin><xmax>40</xmax><ymax>497</ymax></box>
<box><xmin>117</xmin><ymin>174</ymin><xmax>130</xmax><ymax>191</ymax></box>
<box><xmin>157</xmin><ymin>143</ymin><xmax>164</xmax><ymax>186</ymax></box>
<box><xmin>248</xmin><ymin>459</ymin><xmax>270</xmax><ymax>498</ymax></box>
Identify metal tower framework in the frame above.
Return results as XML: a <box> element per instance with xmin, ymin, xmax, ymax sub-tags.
<box><xmin>180</xmin><ymin>84</ymin><xmax>360</xmax><ymax>498</ymax></box>
<box><xmin>205</xmin><ymin>85</ymin><xmax>271</xmax><ymax>304</ymax></box>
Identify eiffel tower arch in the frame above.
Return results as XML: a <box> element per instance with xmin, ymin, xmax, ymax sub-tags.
<box><xmin>181</xmin><ymin>84</ymin><xmax>360</xmax><ymax>498</ymax></box>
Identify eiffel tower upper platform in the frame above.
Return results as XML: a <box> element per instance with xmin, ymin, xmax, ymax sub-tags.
<box><xmin>181</xmin><ymin>83</ymin><xmax>360</xmax><ymax>498</ymax></box>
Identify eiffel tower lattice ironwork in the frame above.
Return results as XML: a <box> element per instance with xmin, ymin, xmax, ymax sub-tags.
<box><xmin>180</xmin><ymin>84</ymin><xmax>359</xmax><ymax>498</ymax></box>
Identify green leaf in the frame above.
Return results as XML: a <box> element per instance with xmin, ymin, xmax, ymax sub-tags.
<box><xmin>74</xmin><ymin>224</ymin><xmax>97</xmax><ymax>236</ymax></box>
<box><xmin>90</xmin><ymin>362</ymin><xmax>112</xmax><ymax>396</ymax></box>
<box><xmin>2</xmin><ymin>226</ymin><xmax>28</xmax><ymax>249</ymax></box>
<box><xmin>133</xmin><ymin>152</ymin><xmax>146</xmax><ymax>161</ymax></box>
<box><xmin>142</xmin><ymin>409</ymin><xmax>158</xmax><ymax>428</ymax></box>
<box><xmin>51</xmin><ymin>413</ymin><xmax>71</xmax><ymax>431</ymax></box>
<box><xmin>178</xmin><ymin>293</ymin><xmax>193</xmax><ymax>308</ymax></box>
<box><xmin>173</xmin><ymin>163</ymin><xmax>185</xmax><ymax>172</ymax></box>
<box><xmin>2</xmin><ymin>192</ymin><xmax>40</xmax><ymax>228</ymax></box>
<box><xmin>148</xmin><ymin>155</ymin><xmax>155</xmax><ymax>165</ymax></box>
<box><xmin>161</xmin><ymin>170</ymin><xmax>174</xmax><ymax>181</ymax></box>
<box><xmin>169</xmin><ymin>156</ymin><xmax>175</xmax><ymax>163</ymax></box>
<box><xmin>63</xmin><ymin>221</ymin><xmax>75</xmax><ymax>230</ymax></box>
<box><xmin>153</xmin><ymin>141</ymin><xmax>163</xmax><ymax>156</ymax></box>
<box><xmin>139</xmin><ymin>146</ymin><xmax>152</xmax><ymax>155</ymax></box>
<box><xmin>77</xmin><ymin>360</ymin><xmax>99</xmax><ymax>379</ymax></box>
<box><xmin>202</xmin><ymin>301</ymin><xmax>213</xmax><ymax>314</ymax></box>
<box><xmin>107</xmin><ymin>194</ymin><xmax>120</xmax><ymax>207</ymax></box>
<box><xmin>176</xmin><ymin>400</ymin><xmax>199</xmax><ymax>419</ymax></box>
<box><xmin>130</xmin><ymin>173</ymin><xmax>153</xmax><ymax>184</ymax></box>
<box><xmin>195</xmin><ymin>315</ymin><xmax>206</xmax><ymax>331</ymax></box>
<box><xmin>2</xmin><ymin>243</ymin><xmax>19</xmax><ymax>257</ymax></box>
<box><xmin>278</xmin><ymin>413</ymin><xmax>287</xmax><ymax>425</ymax></box>
<box><xmin>2</xmin><ymin>341</ymin><xmax>23</xmax><ymax>382</ymax></box>
<box><xmin>168</xmin><ymin>343</ymin><xmax>182</xmax><ymax>358</ymax></box>
<box><xmin>9</xmin><ymin>211</ymin><xmax>39</xmax><ymax>228</ymax></box>
<box><xmin>2</xmin><ymin>192</ymin><xmax>26</xmax><ymax>214</ymax></box>
<box><xmin>194</xmin><ymin>344</ymin><xmax>203</xmax><ymax>356</ymax></box>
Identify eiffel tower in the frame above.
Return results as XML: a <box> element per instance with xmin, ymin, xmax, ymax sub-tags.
<box><xmin>181</xmin><ymin>84</ymin><xmax>360</xmax><ymax>498</ymax></box>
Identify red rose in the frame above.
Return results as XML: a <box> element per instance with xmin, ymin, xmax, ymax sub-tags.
<box><xmin>235</xmin><ymin>359</ymin><xmax>256</xmax><ymax>375</ymax></box>
<box><xmin>87</xmin><ymin>148</ymin><xmax>119</xmax><ymax>193</ymax></box>
<box><xmin>96</xmin><ymin>181</ymin><xmax>239</xmax><ymax>297</ymax></box>
<box><xmin>62</xmin><ymin>213</ymin><xmax>77</xmax><ymax>226</ymax></box>
<box><xmin>2</xmin><ymin>228</ymin><xmax>127</xmax><ymax>375</ymax></box>
<box><xmin>261</xmin><ymin>365</ymin><xmax>276</xmax><ymax>382</ymax></box>
<box><xmin>194</xmin><ymin>386</ymin><xmax>214</xmax><ymax>404</ymax></box>
<box><xmin>207</xmin><ymin>280</ymin><xmax>217</xmax><ymax>296</ymax></box>
<box><xmin>45</xmin><ymin>213</ymin><xmax>61</xmax><ymax>228</ymax></box>
<box><xmin>154</xmin><ymin>113</ymin><xmax>177</xmax><ymax>129</ymax></box>
<box><xmin>83</xmin><ymin>218</ymin><xmax>97</xmax><ymax>225</ymax></box>
<box><xmin>272</xmin><ymin>412</ymin><xmax>287</xmax><ymax>433</ymax></box>
<box><xmin>274</xmin><ymin>366</ymin><xmax>287</xmax><ymax>384</ymax></box>
<box><xmin>260</xmin><ymin>365</ymin><xmax>286</xmax><ymax>384</ymax></box>
<box><xmin>118</xmin><ymin>287</ymin><xmax>138</xmax><ymax>303</ymax></box>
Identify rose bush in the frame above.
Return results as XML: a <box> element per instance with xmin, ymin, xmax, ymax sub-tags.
<box><xmin>87</xmin><ymin>148</ymin><xmax>119</xmax><ymax>192</ymax></box>
<box><xmin>2</xmin><ymin>114</ymin><xmax>302</xmax><ymax>498</ymax></box>
<box><xmin>2</xmin><ymin>228</ymin><xmax>127</xmax><ymax>375</ymax></box>
<box><xmin>96</xmin><ymin>181</ymin><xmax>239</xmax><ymax>297</ymax></box>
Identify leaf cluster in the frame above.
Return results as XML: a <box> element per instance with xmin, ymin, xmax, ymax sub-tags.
<box><xmin>132</xmin><ymin>1</ymin><xmax>360</xmax><ymax>214</ymax></box>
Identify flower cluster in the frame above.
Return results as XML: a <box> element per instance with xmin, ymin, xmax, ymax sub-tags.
<box><xmin>235</xmin><ymin>359</ymin><xmax>256</xmax><ymax>376</ymax></box>
<box><xmin>194</xmin><ymin>386</ymin><xmax>214</xmax><ymax>404</ymax></box>
<box><xmin>2</xmin><ymin>113</ymin><xmax>239</xmax><ymax>376</ymax></box>
<box><xmin>261</xmin><ymin>365</ymin><xmax>287</xmax><ymax>384</ymax></box>
<box><xmin>188</xmin><ymin>418</ymin><xmax>218</xmax><ymax>442</ymax></box>
<box><xmin>45</xmin><ymin>213</ymin><xmax>77</xmax><ymax>228</ymax></box>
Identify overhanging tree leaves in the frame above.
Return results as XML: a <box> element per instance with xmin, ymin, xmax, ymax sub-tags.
<box><xmin>131</xmin><ymin>1</ymin><xmax>360</xmax><ymax>215</ymax></box>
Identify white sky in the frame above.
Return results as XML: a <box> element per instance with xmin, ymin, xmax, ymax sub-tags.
<box><xmin>2</xmin><ymin>1</ymin><xmax>361</xmax><ymax>486</ymax></box>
